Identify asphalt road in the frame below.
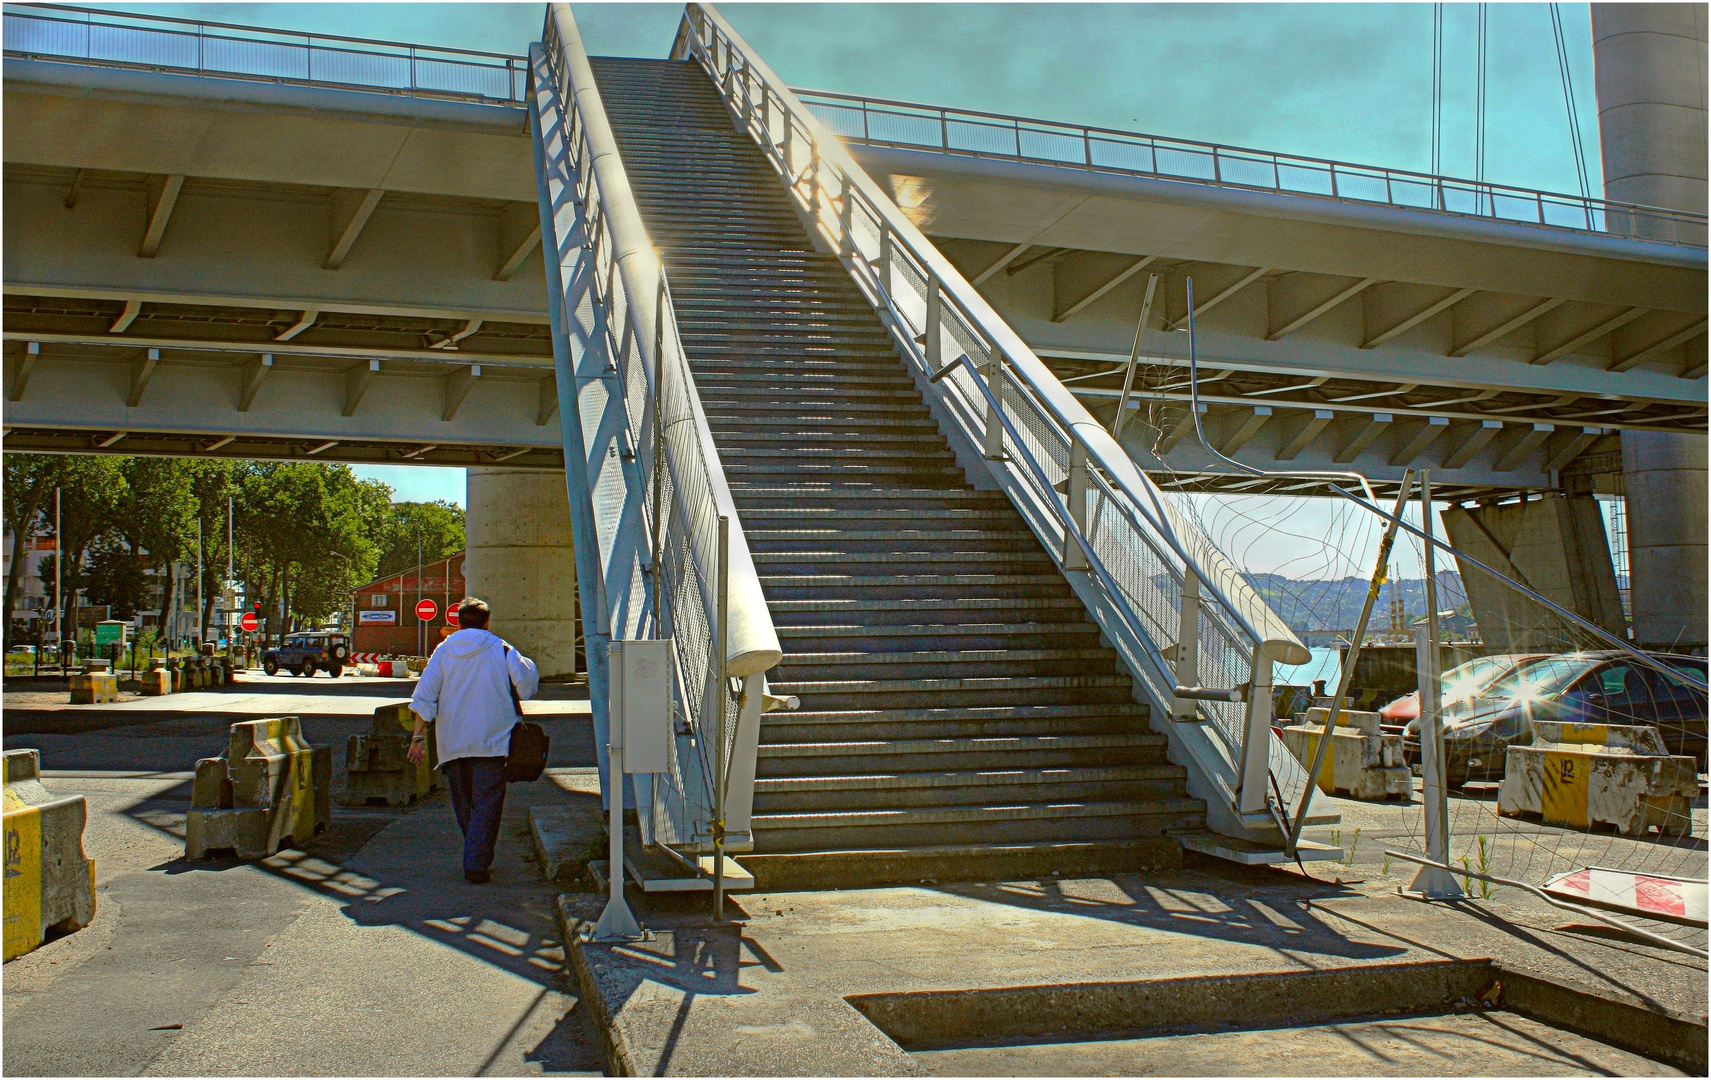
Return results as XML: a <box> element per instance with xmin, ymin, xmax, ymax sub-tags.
<box><xmin>2</xmin><ymin>674</ymin><xmax>604</xmax><ymax>1076</ymax></box>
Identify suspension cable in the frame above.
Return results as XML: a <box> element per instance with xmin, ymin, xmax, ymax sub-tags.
<box><xmin>1549</xmin><ymin>2</ymin><xmax>1593</xmax><ymax>202</ymax></box>
<box><xmin>1431</xmin><ymin>2</ymin><xmax>1444</xmax><ymax>197</ymax></box>
<box><xmin>1474</xmin><ymin>2</ymin><xmax>1488</xmax><ymax>194</ymax></box>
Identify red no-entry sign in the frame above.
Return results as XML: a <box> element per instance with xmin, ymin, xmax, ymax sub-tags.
<box><xmin>415</xmin><ymin>599</ymin><xmax>438</xmax><ymax>621</ymax></box>
<box><xmin>240</xmin><ymin>611</ymin><xmax>259</xmax><ymax>632</ymax></box>
<box><xmin>445</xmin><ymin>606</ymin><xmax>460</xmax><ymax>627</ymax></box>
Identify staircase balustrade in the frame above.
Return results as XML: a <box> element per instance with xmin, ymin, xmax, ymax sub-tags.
<box><xmin>672</xmin><ymin>1</ymin><xmax>1328</xmax><ymax>843</ymax></box>
<box><xmin>534</xmin><ymin>4</ymin><xmax>781</xmax><ymax>856</ymax></box>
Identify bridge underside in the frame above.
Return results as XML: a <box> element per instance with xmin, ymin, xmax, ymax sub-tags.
<box><xmin>3</xmin><ymin>59</ymin><xmax>1705</xmax><ymax>503</ymax></box>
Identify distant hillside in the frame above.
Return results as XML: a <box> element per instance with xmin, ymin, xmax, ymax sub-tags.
<box><xmin>1245</xmin><ymin>572</ymin><xmax>1469</xmax><ymax>635</ymax></box>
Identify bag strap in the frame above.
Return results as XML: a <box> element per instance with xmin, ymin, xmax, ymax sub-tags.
<box><xmin>502</xmin><ymin>642</ymin><xmax>524</xmax><ymax>718</ymax></box>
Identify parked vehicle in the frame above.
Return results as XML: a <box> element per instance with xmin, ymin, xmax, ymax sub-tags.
<box><xmin>1378</xmin><ymin>653</ymin><xmax>1550</xmax><ymax>726</ymax></box>
<box><xmin>263</xmin><ymin>633</ymin><xmax>352</xmax><ymax>677</ymax></box>
<box><xmin>1403</xmin><ymin>651</ymin><xmax>1708</xmax><ymax>786</ymax></box>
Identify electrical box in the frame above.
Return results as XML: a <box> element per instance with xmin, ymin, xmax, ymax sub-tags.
<box><xmin>609</xmin><ymin>639</ymin><xmax>673</xmax><ymax>774</ymax></box>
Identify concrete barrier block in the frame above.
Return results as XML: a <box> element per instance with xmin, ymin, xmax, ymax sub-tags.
<box><xmin>139</xmin><ymin>669</ymin><xmax>173</xmax><ymax>696</ymax></box>
<box><xmin>68</xmin><ymin>672</ymin><xmax>118</xmax><ymax>704</ymax></box>
<box><xmin>1282</xmin><ymin>720</ymin><xmax>1412</xmax><ymax>801</ymax></box>
<box><xmin>341</xmin><ymin>703</ymin><xmax>438</xmax><ymax>807</ymax></box>
<box><xmin>3</xmin><ymin>749</ymin><xmax>96</xmax><ymax>961</ymax></box>
<box><xmin>1499</xmin><ymin>723</ymin><xmax>1698</xmax><ymax>836</ymax></box>
<box><xmin>185</xmin><ymin>717</ymin><xmax>332</xmax><ymax>860</ymax></box>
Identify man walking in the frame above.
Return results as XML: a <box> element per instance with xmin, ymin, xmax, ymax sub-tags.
<box><xmin>407</xmin><ymin>597</ymin><xmax>539</xmax><ymax>883</ymax></box>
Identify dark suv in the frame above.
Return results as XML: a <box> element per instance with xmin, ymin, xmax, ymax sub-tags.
<box><xmin>263</xmin><ymin>633</ymin><xmax>352</xmax><ymax>678</ymax></box>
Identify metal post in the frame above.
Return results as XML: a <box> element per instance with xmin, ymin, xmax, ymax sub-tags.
<box><xmin>1408</xmin><ymin>471</ymin><xmax>1462</xmax><ymax>898</ymax></box>
<box><xmin>53</xmin><ymin>487</ymin><xmax>61</xmax><ymax>661</ymax></box>
<box><xmin>1237</xmin><ymin>648</ymin><xmax>1275</xmax><ymax>816</ymax></box>
<box><xmin>227</xmin><ymin>496</ymin><xmax>234</xmax><ymax>646</ymax></box>
<box><xmin>925</xmin><ymin>271</ymin><xmax>942</xmax><ymax>371</ymax></box>
<box><xmin>1286</xmin><ymin>470</ymin><xmax>1416</xmax><ymax>852</ymax></box>
<box><xmin>195</xmin><ymin>517</ymin><xmax>203</xmax><ymax>646</ymax></box>
<box><xmin>416</xmin><ymin>527</ymin><xmax>423</xmax><ymax>657</ymax></box>
<box><xmin>1063</xmin><ymin>438</ymin><xmax>1089</xmax><ymax>571</ymax></box>
<box><xmin>1173</xmin><ymin>572</ymin><xmax>1201</xmax><ymax>720</ymax></box>
<box><xmin>877</xmin><ymin>223</ymin><xmax>891</xmax><ymax>296</ymax></box>
<box><xmin>713</xmin><ymin>515</ymin><xmax>731</xmax><ymax>922</ymax></box>
<box><xmin>983</xmin><ymin>349</ymin><xmax>1006</xmax><ymax>459</ymax></box>
<box><xmin>838</xmin><ymin>174</ymin><xmax>853</xmax><ymax>257</ymax></box>
<box><xmin>1111</xmin><ymin>274</ymin><xmax>1158</xmax><ymax>440</ymax></box>
<box><xmin>591</xmin><ymin>644</ymin><xmax>641</xmax><ymax>941</ymax></box>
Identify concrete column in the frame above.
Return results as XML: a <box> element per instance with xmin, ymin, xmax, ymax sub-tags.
<box><xmin>1592</xmin><ymin>4</ymin><xmax>1709</xmax><ymax>653</ymax></box>
<box><xmin>463</xmin><ymin>468</ymin><xmax>579</xmax><ymax>677</ymax></box>
<box><xmin>1620</xmin><ymin>431</ymin><xmax>1708</xmax><ymax>650</ymax></box>
<box><xmin>1591</xmin><ymin>4</ymin><xmax>1708</xmax><ymax>218</ymax></box>
<box><xmin>1443</xmin><ymin>496</ymin><xmax>1626</xmax><ymax>653</ymax></box>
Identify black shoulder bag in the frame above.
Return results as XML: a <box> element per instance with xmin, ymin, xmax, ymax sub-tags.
<box><xmin>502</xmin><ymin>642</ymin><xmax>549</xmax><ymax>782</ymax></box>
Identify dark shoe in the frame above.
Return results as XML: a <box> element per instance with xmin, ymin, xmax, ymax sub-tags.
<box><xmin>464</xmin><ymin>869</ymin><xmax>491</xmax><ymax>884</ymax></box>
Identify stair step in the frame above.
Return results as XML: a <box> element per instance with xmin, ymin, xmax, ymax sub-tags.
<box><xmin>587</xmin><ymin>53</ymin><xmax>1206</xmax><ymax>876</ymax></box>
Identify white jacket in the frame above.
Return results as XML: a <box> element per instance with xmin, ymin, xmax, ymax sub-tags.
<box><xmin>410</xmin><ymin>628</ymin><xmax>540</xmax><ymax>763</ymax></box>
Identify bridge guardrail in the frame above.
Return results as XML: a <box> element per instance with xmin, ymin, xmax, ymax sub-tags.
<box><xmin>674</xmin><ymin>2</ymin><xmax>1327</xmax><ymax>843</ymax></box>
<box><xmin>3</xmin><ymin>3</ymin><xmax>527</xmax><ymax>105</ymax></box>
<box><xmin>794</xmin><ymin>88</ymin><xmax>1709</xmax><ymax>249</ymax></box>
<box><xmin>535</xmin><ymin>4</ymin><xmax>780</xmax><ymax>857</ymax></box>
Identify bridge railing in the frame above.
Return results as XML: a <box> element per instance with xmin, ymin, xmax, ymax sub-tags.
<box><xmin>3</xmin><ymin>3</ymin><xmax>527</xmax><ymax>105</ymax></box>
<box><xmin>794</xmin><ymin>88</ymin><xmax>1709</xmax><ymax>249</ymax></box>
<box><xmin>535</xmin><ymin>5</ymin><xmax>780</xmax><ymax>854</ymax></box>
<box><xmin>675</xmin><ymin>2</ymin><xmax>1328</xmax><ymax>843</ymax></box>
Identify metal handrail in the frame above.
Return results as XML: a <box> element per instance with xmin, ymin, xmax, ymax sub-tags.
<box><xmin>535</xmin><ymin>3</ymin><xmax>780</xmax><ymax>853</ymax></box>
<box><xmin>4</xmin><ymin>3</ymin><xmax>528</xmax><ymax>105</ymax></box>
<box><xmin>674</xmin><ymin>2</ymin><xmax>1319</xmax><ymax>830</ymax></box>
<box><xmin>794</xmin><ymin>87</ymin><xmax>1709</xmax><ymax>248</ymax></box>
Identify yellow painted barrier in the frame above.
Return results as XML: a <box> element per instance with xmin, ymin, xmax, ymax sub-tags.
<box><xmin>3</xmin><ymin>749</ymin><xmax>96</xmax><ymax>961</ymax></box>
<box><xmin>186</xmin><ymin>717</ymin><xmax>332</xmax><ymax>860</ymax></box>
<box><xmin>341</xmin><ymin>703</ymin><xmax>439</xmax><ymax>807</ymax></box>
<box><xmin>1499</xmin><ymin>721</ymin><xmax>1697</xmax><ymax>836</ymax></box>
<box><xmin>1280</xmin><ymin>708</ymin><xmax>1412</xmax><ymax>801</ymax></box>
<box><xmin>68</xmin><ymin>672</ymin><xmax>118</xmax><ymax>704</ymax></box>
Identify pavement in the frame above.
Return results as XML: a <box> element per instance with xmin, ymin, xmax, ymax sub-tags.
<box><xmin>563</xmin><ymin>856</ymin><xmax>1707</xmax><ymax>1076</ymax></box>
<box><xmin>2</xmin><ymin>671</ymin><xmax>605</xmax><ymax>1077</ymax></box>
<box><xmin>6</xmin><ymin>670</ymin><xmax>1707</xmax><ymax>1076</ymax></box>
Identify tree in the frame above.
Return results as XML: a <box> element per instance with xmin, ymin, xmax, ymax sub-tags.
<box><xmin>235</xmin><ymin>463</ymin><xmax>380</xmax><ymax>644</ymax></box>
<box><xmin>41</xmin><ymin>457</ymin><xmax>126</xmax><ymax>643</ymax></box>
<box><xmin>3</xmin><ymin>454</ymin><xmax>68</xmax><ymax>645</ymax></box>
<box><xmin>371</xmin><ymin>499</ymin><xmax>465</xmax><ymax>580</ymax></box>
<box><xmin>116</xmin><ymin>457</ymin><xmax>198</xmax><ymax>635</ymax></box>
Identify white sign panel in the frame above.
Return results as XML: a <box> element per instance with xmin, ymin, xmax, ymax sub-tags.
<box><xmin>609</xmin><ymin>639</ymin><xmax>673</xmax><ymax>774</ymax></box>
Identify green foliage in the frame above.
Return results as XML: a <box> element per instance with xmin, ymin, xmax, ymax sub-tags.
<box><xmin>371</xmin><ymin>499</ymin><xmax>465</xmax><ymax>580</ymax></box>
<box><xmin>3</xmin><ymin>452</ymin><xmax>450</xmax><ymax>644</ymax></box>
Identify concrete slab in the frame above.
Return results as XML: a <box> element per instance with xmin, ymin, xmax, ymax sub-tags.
<box><xmin>561</xmin><ymin>863</ymin><xmax>1707</xmax><ymax>1077</ymax></box>
<box><xmin>912</xmin><ymin>1010</ymin><xmax>1684</xmax><ymax>1076</ymax></box>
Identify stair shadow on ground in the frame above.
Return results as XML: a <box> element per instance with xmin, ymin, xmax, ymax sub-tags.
<box><xmin>918</xmin><ymin>868</ymin><xmax>1407</xmax><ymax>962</ymax></box>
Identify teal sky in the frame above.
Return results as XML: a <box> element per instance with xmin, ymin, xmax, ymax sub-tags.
<box><xmin>101</xmin><ymin>2</ymin><xmax>1603</xmax><ymax>193</ymax></box>
<box><xmin>82</xmin><ymin>4</ymin><xmax>1610</xmax><ymax>578</ymax></box>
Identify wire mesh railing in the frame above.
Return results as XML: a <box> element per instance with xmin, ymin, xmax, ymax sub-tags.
<box><xmin>675</xmin><ymin>1</ymin><xmax>1323</xmax><ymax>839</ymax></box>
<box><xmin>4</xmin><ymin>3</ymin><xmax>527</xmax><ymax>105</ymax></box>
<box><xmin>535</xmin><ymin>8</ymin><xmax>778</xmax><ymax>856</ymax></box>
<box><xmin>795</xmin><ymin>88</ymin><xmax>1709</xmax><ymax>249</ymax></box>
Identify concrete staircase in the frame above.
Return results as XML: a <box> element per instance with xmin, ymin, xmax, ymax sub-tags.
<box><xmin>591</xmin><ymin>57</ymin><xmax>1204</xmax><ymax>887</ymax></box>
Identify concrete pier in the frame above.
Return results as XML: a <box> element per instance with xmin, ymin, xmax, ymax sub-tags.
<box><xmin>1593</xmin><ymin>3</ymin><xmax>1709</xmax><ymax>652</ymax></box>
<box><xmin>463</xmin><ymin>468</ymin><xmax>580</xmax><ymax>678</ymax></box>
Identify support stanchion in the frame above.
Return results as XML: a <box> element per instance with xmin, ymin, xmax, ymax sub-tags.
<box><xmin>1406</xmin><ymin>470</ymin><xmax>1462</xmax><ymax>899</ymax></box>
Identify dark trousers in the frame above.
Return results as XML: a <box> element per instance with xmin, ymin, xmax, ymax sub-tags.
<box><xmin>442</xmin><ymin>757</ymin><xmax>508</xmax><ymax>873</ymax></box>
